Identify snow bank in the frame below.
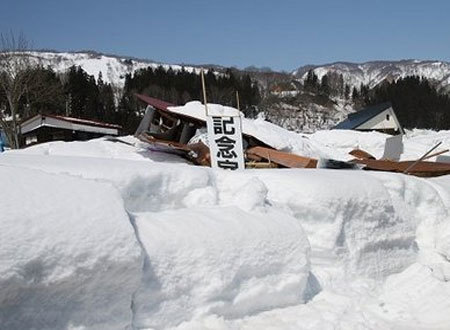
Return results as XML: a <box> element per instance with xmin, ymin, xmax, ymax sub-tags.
<box><xmin>309</xmin><ymin>128</ymin><xmax>450</xmax><ymax>161</ymax></box>
<box><xmin>373</xmin><ymin>173</ymin><xmax>449</xmax><ymax>260</ymax></box>
<box><xmin>250</xmin><ymin>169</ymin><xmax>418</xmax><ymax>278</ymax></box>
<box><xmin>1</xmin><ymin>128</ymin><xmax>450</xmax><ymax>329</ymax></box>
<box><xmin>0</xmin><ymin>153</ymin><xmax>315</xmax><ymax>329</ymax></box>
<box><xmin>309</xmin><ymin>130</ymin><xmax>389</xmax><ymax>160</ymax></box>
<box><xmin>132</xmin><ymin>207</ymin><xmax>311</xmax><ymax>329</ymax></box>
<box><xmin>11</xmin><ymin>136</ymin><xmax>158</xmax><ymax>161</ymax></box>
<box><xmin>0</xmin><ymin>167</ymin><xmax>142</xmax><ymax>329</ymax></box>
<box><xmin>369</xmin><ymin>263</ymin><xmax>450</xmax><ymax>328</ymax></box>
<box><xmin>0</xmin><ymin>153</ymin><xmax>207</xmax><ymax>213</ymax></box>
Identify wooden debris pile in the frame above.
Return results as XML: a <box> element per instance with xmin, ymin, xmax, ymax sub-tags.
<box><xmin>135</xmin><ymin>94</ymin><xmax>450</xmax><ymax>177</ymax></box>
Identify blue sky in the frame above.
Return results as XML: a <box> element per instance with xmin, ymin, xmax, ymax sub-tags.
<box><xmin>1</xmin><ymin>0</ymin><xmax>449</xmax><ymax>71</ymax></box>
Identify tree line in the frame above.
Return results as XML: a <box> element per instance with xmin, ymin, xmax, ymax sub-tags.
<box><xmin>364</xmin><ymin>76</ymin><xmax>450</xmax><ymax>130</ymax></box>
<box><xmin>0</xmin><ymin>63</ymin><xmax>262</xmax><ymax>146</ymax></box>
<box><xmin>304</xmin><ymin>69</ymin><xmax>352</xmax><ymax>99</ymax></box>
<box><xmin>304</xmin><ymin>69</ymin><xmax>450</xmax><ymax>130</ymax></box>
<box><xmin>118</xmin><ymin>66</ymin><xmax>261</xmax><ymax>132</ymax></box>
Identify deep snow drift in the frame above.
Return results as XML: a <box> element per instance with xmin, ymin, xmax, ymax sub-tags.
<box><xmin>132</xmin><ymin>208</ymin><xmax>310</xmax><ymax>329</ymax></box>
<box><xmin>0</xmin><ymin>127</ymin><xmax>450</xmax><ymax>329</ymax></box>
<box><xmin>0</xmin><ymin>166</ymin><xmax>142</xmax><ymax>329</ymax></box>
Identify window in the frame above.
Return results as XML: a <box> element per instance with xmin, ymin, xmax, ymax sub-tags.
<box><xmin>386</xmin><ymin>114</ymin><xmax>390</xmax><ymax>121</ymax></box>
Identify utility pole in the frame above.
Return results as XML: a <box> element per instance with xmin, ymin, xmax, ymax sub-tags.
<box><xmin>201</xmin><ymin>69</ymin><xmax>209</xmax><ymax>116</ymax></box>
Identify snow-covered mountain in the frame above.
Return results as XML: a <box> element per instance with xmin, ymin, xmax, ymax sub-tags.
<box><xmin>26</xmin><ymin>51</ymin><xmax>202</xmax><ymax>88</ymax></box>
<box><xmin>293</xmin><ymin>59</ymin><xmax>450</xmax><ymax>90</ymax></box>
<box><xmin>8</xmin><ymin>51</ymin><xmax>450</xmax><ymax>133</ymax></box>
<box><xmin>24</xmin><ymin>51</ymin><xmax>450</xmax><ymax>93</ymax></box>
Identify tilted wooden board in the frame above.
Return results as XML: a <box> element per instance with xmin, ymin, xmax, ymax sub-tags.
<box><xmin>246</xmin><ymin>147</ymin><xmax>318</xmax><ymax>169</ymax></box>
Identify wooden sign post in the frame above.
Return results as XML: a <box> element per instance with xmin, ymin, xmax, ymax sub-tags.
<box><xmin>201</xmin><ymin>70</ymin><xmax>245</xmax><ymax>170</ymax></box>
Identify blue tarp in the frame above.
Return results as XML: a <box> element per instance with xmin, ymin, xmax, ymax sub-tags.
<box><xmin>0</xmin><ymin>130</ymin><xmax>6</xmax><ymax>152</ymax></box>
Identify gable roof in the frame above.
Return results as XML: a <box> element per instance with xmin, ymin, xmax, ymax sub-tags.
<box><xmin>47</xmin><ymin>114</ymin><xmax>122</xmax><ymax>129</ymax></box>
<box><xmin>20</xmin><ymin>114</ymin><xmax>121</xmax><ymax>136</ymax></box>
<box><xmin>21</xmin><ymin>114</ymin><xmax>122</xmax><ymax>130</ymax></box>
<box><xmin>334</xmin><ymin>102</ymin><xmax>393</xmax><ymax>130</ymax></box>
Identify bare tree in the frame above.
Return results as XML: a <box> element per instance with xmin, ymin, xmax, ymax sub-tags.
<box><xmin>0</xmin><ymin>32</ymin><xmax>37</xmax><ymax>148</ymax></box>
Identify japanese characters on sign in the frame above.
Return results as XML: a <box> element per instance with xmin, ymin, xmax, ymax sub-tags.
<box><xmin>207</xmin><ymin>115</ymin><xmax>245</xmax><ymax>170</ymax></box>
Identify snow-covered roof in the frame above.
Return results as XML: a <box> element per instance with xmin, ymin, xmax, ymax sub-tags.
<box><xmin>136</xmin><ymin>96</ymin><xmax>342</xmax><ymax>158</ymax></box>
<box><xmin>167</xmin><ymin>101</ymin><xmax>319</xmax><ymax>153</ymax></box>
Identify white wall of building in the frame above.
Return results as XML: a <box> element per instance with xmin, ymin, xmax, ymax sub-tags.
<box><xmin>357</xmin><ymin>107</ymin><xmax>402</xmax><ymax>132</ymax></box>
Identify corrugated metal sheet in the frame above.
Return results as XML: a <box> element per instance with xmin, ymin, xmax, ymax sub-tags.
<box><xmin>246</xmin><ymin>146</ymin><xmax>318</xmax><ymax>168</ymax></box>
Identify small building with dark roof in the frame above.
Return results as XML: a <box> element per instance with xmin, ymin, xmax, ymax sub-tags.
<box><xmin>334</xmin><ymin>102</ymin><xmax>404</xmax><ymax>135</ymax></box>
<box><xmin>20</xmin><ymin>114</ymin><xmax>122</xmax><ymax>147</ymax></box>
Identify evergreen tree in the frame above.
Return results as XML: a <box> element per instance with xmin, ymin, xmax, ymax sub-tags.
<box><xmin>352</xmin><ymin>86</ymin><xmax>359</xmax><ymax>100</ymax></box>
<box><xmin>97</xmin><ymin>72</ymin><xmax>116</xmax><ymax>121</ymax></box>
<box><xmin>63</xmin><ymin>66</ymin><xmax>107</xmax><ymax>121</ymax></box>
<box><xmin>304</xmin><ymin>69</ymin><xmax>319</xmax><ymax>92</ymax></box>
<box><xmin>338</xmin><ymin>74</ymin><xmax>345</xmax><ymax>97</ymax></box>
<box><xmin>319</xmin><ymin>74</ymin><xmax>330</xmax><ymax>96</ymax></box>
<box><xmin>344</xmin><ymin>84</ymin><xmax>351</xmax><ymax>100</ymax></box>
<box><xmin>368</xmin><ymin>76</ymin><xmax>450</xmax><ymax>129</ymax></box>
<box><xmin>20</xmin><ymin>66</ymin><xmax>65</xmax><ymax>118</ymax></box>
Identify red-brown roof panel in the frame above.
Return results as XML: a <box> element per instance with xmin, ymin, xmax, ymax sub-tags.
<box><xmin>136</xmin><ymin>94</ymin><xmax>175</xmax><ymax>111</ymax></box>
<box><xmin>47</xmin><ymin>114</ymin><xmax>122</xmax><ymax>129</ymax></box>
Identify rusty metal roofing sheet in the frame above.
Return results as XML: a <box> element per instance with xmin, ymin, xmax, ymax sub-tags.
<box><xmin>246</xmin><ymin>146</ymin><xmax>318</xmax><ymax>169</ymax></box>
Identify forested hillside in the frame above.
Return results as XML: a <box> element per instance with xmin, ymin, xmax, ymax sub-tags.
<box><xmin>2</xmin><ymin>51</ymin><xmax>450</xmax><ymax>135</ymax></box>
<box><xmin>118</xmin><ymin>67</ymin><xmax>260</xmax><ymax>132</ymax></box>
<box><xmin>0</xmin><ymin>64</ymin><xmax>260</xmax><ymax>134</ymax></box>
<box><xmin>261</xmin><ymin>69</ymin><xmax>450</xmax><ymax>131</ymax></box>
<box><xmin>368</xmin><ymin>76</ymin><xmax>450</xmax><ymax>130</ymax></box>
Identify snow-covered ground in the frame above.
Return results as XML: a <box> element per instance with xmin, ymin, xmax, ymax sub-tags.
<box><xmin>1</xmin><ymin>127</ymin><xmax>450</xmax><ymax>329</ymax></box>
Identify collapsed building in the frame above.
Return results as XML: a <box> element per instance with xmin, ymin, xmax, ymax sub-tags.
<box><xmin>134</xmin><ymin>94</ymin><xmax>317</xmax><ymax>169</ymax></box>
<box><xmin>135</xmin><ymin>94</ymin><xmax>450</xmax><ymax>177</ymax></box>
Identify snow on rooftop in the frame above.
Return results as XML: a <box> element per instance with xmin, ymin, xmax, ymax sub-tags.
<box><xmin>169</xmin><ymin>101</ymin><xmax>341</xmax><ymax>158</ymax></box>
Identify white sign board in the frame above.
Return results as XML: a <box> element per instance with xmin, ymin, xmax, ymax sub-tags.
<box><xmin>206</xmin><ymin>115</ymin><xmax>245</xmax><ymax>170</ymax></box>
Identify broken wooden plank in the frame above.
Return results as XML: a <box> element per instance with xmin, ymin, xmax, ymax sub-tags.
<box><xmin>403</xmin><ymin>142</ymin><xmax>442</xmax><ymax>174</ymax></box>
<box><xmin>422</xmin><ymin>149</ymin><xmax>449</xmax><ymax>161</ymax></box>
<box><xmin>349</xmin><ymin>149</ymin><xmax>376</xmax><ymax>160</ymax></box>
<box><xmin>246</xmin><ymin>146</ymin><xmax>318</xmax><ymax>169</ymax></box>
<box><xmin>245</xmin><ymin>162</ymin><xmax>278</xmax><ymax>169</ymax></box>
<box><xmin>352</xmin><ymin>158</ymin><xmax>450</xmax><ymax>177</ymax></box>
